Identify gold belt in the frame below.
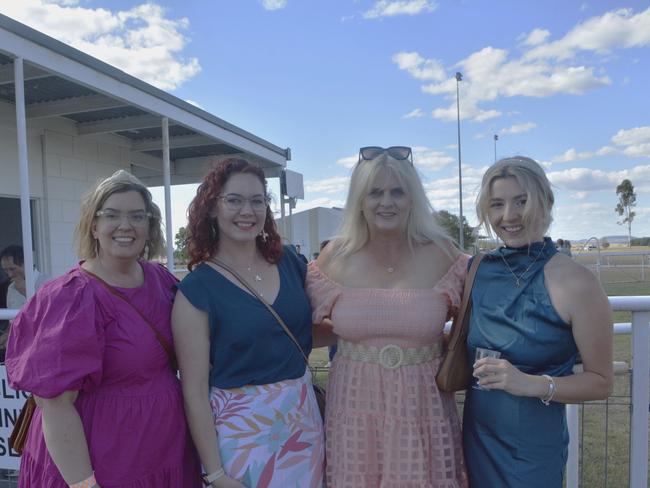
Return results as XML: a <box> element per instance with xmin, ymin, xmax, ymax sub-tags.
<box><xmin>337</xmin><ymin>339</ymin><xmax>442</xmax><ymax>370</ymax></box>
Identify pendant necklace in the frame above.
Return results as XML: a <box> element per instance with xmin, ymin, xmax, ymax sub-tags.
<box><xmin>500</xmin><ymin>240</ymin><xmax>546</xmax><ymax>287</ymax></box>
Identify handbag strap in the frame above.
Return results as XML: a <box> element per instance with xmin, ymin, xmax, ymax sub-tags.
<box><xmin>209</xmin><ymin>258</ymin><xmax>311</xmax><ymax>366</ymax></box>
<box><xmin>447</xmin><ymin>253</ymin><xmax>485</xmax><ymax>351</ymax></box>
<box><xmin>81</xmin><ymin>267</ymin><xmax>177</xmax><ymax>369</ymax></box>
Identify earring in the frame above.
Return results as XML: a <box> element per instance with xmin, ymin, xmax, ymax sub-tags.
<box><xmin>211</xmin><ymin>221</ymin><xmax>219</xmax><ymax>240</ymax></box>
<box><xmin>94</xmin><ymin>238</ymin><xmax>99</xmax><ymax>256</ymax></box>
<box><xmin>143</xmin><ymin>241</ymin><xmax>150</xmax><ymax>258</ymax></box>
<box><xmin>259</xmin><ymin>229</ymin><xmax>269</xmax><ymax>242</ymax></box>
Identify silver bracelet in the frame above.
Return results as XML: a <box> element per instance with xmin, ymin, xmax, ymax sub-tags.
<box><xmin>202</xmin><ymin>467</ymin><xmax>225</xmax><ymax>486</ymax></box>
<box><xmin>540</xmin><ymin>374</ymin><xmax>556</xmax><ymax>405</ymax></box>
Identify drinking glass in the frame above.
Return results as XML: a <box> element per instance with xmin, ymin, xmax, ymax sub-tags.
<box><xmin>473</xmin><ymin>347</ymin><xmax>501</xmax><ymax>390</ymax></box>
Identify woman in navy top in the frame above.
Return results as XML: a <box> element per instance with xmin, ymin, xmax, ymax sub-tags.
<box><xmin>172</xmin><ymin>158</ymin><xmax>324</xmax><ymax>488</ymax></box>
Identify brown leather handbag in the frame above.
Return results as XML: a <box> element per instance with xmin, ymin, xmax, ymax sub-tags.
<box><xmin>9</xmin><ymin>395</ymin><xmax>36</xmax><ymax>455</ymax></box>
<box><xmin>436</xmin><ymin>254</ymin><xmax>484</xmax><ymax>392</ymax></box>
<box><xmin>210</xmin><ymin>258</ymin><xmax>326</xmax><ymax>420</ymax></box>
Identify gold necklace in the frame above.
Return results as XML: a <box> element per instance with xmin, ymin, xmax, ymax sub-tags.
<box><xmin>500</xmin><ymin>240</ymin><xmax>547</xmax><ymax>287</ymax></box>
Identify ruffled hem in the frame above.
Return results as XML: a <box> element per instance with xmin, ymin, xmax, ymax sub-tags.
<box><xmin>18</xmin><ymin>451</ymin><xmax>201</xmax><ymax>488</ymax></box>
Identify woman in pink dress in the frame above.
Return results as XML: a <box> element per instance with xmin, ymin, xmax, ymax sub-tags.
<box><xmin>306</xmin><ymin>146</ymin><xmax>469</xmax><ymax>488</ymax></box>
<box><xmin>5</xmin><ymin>170</ymin><xmax>201</xmax><ymax>487</ymax></box>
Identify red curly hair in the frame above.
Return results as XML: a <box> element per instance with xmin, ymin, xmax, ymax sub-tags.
<box><xmin>186</xmin><ymin>158</ymin><xmax>282</xmax><ymax>270</ymax></box>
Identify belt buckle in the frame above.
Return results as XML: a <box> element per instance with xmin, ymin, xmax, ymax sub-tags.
<box><xmin>379</xmin><ymin>344</ymin><xmax>404</xmax><ymax>370</ymax></box>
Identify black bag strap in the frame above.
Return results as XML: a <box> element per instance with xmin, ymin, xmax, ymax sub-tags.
<box><xmin>209</xmin><ymin>258</ymin><xmax>311</xmax><ymax>366</ymax></box>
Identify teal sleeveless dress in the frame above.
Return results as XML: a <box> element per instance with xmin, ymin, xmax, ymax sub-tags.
<box><xmin>462</xmin><ymin>238</ymin><xmax>579</xmax><ymax>487</ymax></box>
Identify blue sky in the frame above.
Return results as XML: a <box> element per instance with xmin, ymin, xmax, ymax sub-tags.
<box><xmin>2</xmin><ymin>0</ymin><xmax>649</xmax><ymax>241</ymax></box>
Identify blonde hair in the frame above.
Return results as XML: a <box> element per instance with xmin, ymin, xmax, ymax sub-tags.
<box><xmin>335</xmin><ymin>153</ymin><xmax>454</xmax><ymax>257</ymax></box>
<box><xmin>476</xmin><ymin>156</ymin><xmax>554</xmax><ymax>242</ymax></box>
<box><xmin>76</xmin><ymin>170</ymin><xmax>165</xmax><ymax>260</ymax></box>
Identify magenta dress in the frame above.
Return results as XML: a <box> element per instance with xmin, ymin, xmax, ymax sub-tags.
<box><xmin>305</xmin><ymin>255</ymin><xmax>469</xmax><ymax>488</ymax></box>
<box><xmin>5</xmin><ymin>262</ymin><xmax>201</xmax><ymax>488</ymax></box>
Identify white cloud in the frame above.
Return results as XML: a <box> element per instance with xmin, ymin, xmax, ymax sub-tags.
<box><xmin>392</xmin><ymin>52</ymin><xmax>446</xmax><ymax>81</ymax></box>
<box><xmin>363</xmin><ymin>0</ymin><xmax>437</xmax><ymax>19</ymax></box>
<box><xmin>403</xmin><ymin>108</ymin><xmax>425</xmax><ymax>119</ymax></box>
<box><xmin>526</xmin><ymin>7</ymin><xmax>650</xmax><ymax>61</ymax></box>
<box><xmin>551</xmin><ymin>126</ymin><xmax>650</xmax><ymax>164</ymax></box>
<box><xmin>548</xmin><ymin>164</ymin><xmax>650</xmax><ymax>193</ymax></box>
<box><xmin>261</xmin><ymin>0</ymin><xmax>287</xmax><ymax>10</ymax></box>
<box><xmin>500</xmin><ymin>122</ymin><xmax>537</xmax><ymax>135</ymax></box>
<box><xmin>611</xmin><ymin>126</ymin><xmax>650</xmax><ymax>158</ymax></box>
<box><xmin>523</xmin><ymin>28</ymin><xmax>551</xmax><ymax>46</ymax></box>
<box><xmin>413</xmin><ymin>146</ymin><xmax>454</xmax><ymax>171</ymax></box>
<box><xmin>336</xmin><ymin>154</ymin><xmax>358</xmax><ymax>168</ymax></box>
<box><xmin>0</xmin><ymin>1</ymin><xmax>200</xmax><ymax>90</ymax></box>
<box><xmin>305</xmin><ymin>176</ymin><xmax>351</xmax><ymax>194</ymax></box>
<box><xmin>400</xmin><ymin>8</ymin><xmax>650</xmax><ymax>123</ymax></box>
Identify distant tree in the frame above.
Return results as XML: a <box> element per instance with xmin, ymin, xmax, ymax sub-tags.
<box><xmin>615</xmin><ymin>179</ymin><xmax>636</xmax><ymax>247</ymax></box>
<box><xmin>174</xmin><ymin>226</ymin><xmax>189</xmax><ymax>263</ymax></box>
<box><xmin>631</xmin><ymin>237</ymin><xmax>650</xmax><ymax>246</ymax></box>
<box><xmin>436</xmin><ymin>210</ymin><xmax>476</xmax><ymax>250</ymax></box>
<box><xmin>600</xmin><ymin>237</ymin><xmax>610</xmax><ymax>249</ymax></box>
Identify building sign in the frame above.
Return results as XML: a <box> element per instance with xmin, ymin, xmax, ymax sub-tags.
<box><xmin>0</xmin><ymin>365</ymin><xmax>29</xmax><ymax>469</ymax></box>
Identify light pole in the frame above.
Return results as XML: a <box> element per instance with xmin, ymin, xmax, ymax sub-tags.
<box><xmin>494</xmin><ymin>134</ymin><xmax>498</xmax><ymax>163</ymax></box>
<box><xmin>455</xmin><ymin>72</ymin><xmax>464</xmax><ymax>250</ymax></box>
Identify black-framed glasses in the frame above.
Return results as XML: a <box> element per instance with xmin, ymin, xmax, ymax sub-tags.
<box><xmin>218</xmin><ymin>193</ymin><xmax>270</xmax><ymax>213</ymax></box>
<box><xmin>358</xmin><ymin>146</ymin><xmax>413</xmax><ymax>164</ymax></box>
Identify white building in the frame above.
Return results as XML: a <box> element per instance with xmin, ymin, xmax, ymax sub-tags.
<box><xmin>0</xmin><ymin>13</ymin><xmax>288</xmax><ymax>283</ymax></box>
<box><xmin>276</xmin><ymin>206</ymin><xmax>343</xmax><ymax>259</ymax></box>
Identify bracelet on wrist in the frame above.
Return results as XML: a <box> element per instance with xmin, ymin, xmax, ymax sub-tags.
<box><xmin>69</xmin><ymin>473</ymin><xmax>96</xmax><ymax>488</ymax></box>
<box><xmin>540</xmin><ymin>374</ymin><xmax>556</xmax><ymax>405</ymax></box>
<box><xmin>202</xmin><ymin>467</ymin><xmax>225</xmax><ymax>486</ymax></box>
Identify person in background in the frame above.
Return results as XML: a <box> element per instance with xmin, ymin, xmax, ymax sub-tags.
<box><xmin>295</xmin><ymin>244</ymin><xmax>309</xmax><ymax>264</ymax></box>
<box><xmin>306</xmin><ymin>146</ymin><xmax>468</xmax><ymax>487</ymax></box>
<box><xmin>172</xmin><ymin>158</ymin><xmax>324</xmax><ymax>488</ymax></box>
<box><xmin>463</xmin><ymin>156</ymin><xmax>613</xmax><ymax>487</ymax></box>
<box><xmin>6</xmin><ymin>170</ymin><xmax>201</xmax><ymax>487</ymax></box>
<box><xmin>0</xmin><ymin>245</ymin><xmax>49</xmax><ymax>309</ymax></box>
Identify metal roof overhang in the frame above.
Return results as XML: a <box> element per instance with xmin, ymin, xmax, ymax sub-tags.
<box><xmin>0</xmin><ymin>13</ymin><xmax>289</xmax><ymax>185</ymax></box>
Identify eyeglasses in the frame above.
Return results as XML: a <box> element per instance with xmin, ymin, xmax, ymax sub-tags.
<box><xmin>218</xmin><ymin>194</ymin><xmax>270</xmax><ymax>213</ymax></box>
<box><xmin>358</xmin><ymin>146</ymin><xmax>413</xmax><ymax>164</ymax></box>
<box><xmin>95</xmin><ymin>210</ymin><xmax>152</xmax><ymax>227</ymax></box>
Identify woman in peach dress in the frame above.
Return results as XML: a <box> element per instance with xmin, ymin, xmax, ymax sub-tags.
<box><xmin>306</xmin><ymin>146</ymin><xmax>469</xmax><ymax>488</ymax></box>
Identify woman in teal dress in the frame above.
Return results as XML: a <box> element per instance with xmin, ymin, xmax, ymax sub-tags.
<box><xmin>462</xmin><ymin>156</ymin><xmax>614</xmax><ymax>488</ymax></box>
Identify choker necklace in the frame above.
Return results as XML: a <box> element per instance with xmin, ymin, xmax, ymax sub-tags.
<box><xmin>500</xmin><ymin>240</ymin><xmax>546</xmax><ymax>287</ymax></box>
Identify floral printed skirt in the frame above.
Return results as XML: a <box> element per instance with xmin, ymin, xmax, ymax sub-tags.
<box><xmin>210</xmin><ymin>371</ymin><xmax>325</xmax><ymax>488</ymax></box>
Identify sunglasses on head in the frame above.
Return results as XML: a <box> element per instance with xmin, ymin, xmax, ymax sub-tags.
<box><xmin>358</xmin><ymin>146</ymin><xmax>413</xmax><ymax>164</ymax></box>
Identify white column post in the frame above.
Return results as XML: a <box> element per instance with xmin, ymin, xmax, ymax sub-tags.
<box><xmin>161</xmin><ymin>117</ymin><xmax>174</xmax><ymax>272</ymax></box>
<box><xmin>14</xmin><ymin>57</ymin><xmax>35</xmax><ymax>298</ymax></box>
<box><xmin>630</xmin><ymin>311</ymin><xmax>650</xmax><ymax>488</ymax></box>
<box><xmin>565</xmin><ymin>404</ymin><xmax>580</xmax><ymax>487</ymax></box>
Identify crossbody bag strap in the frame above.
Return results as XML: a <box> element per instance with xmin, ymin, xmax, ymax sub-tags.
<box><xmin>209</xmin><ymin>258</ymin><xmax>311</xmax><ymax>366</ymax></box>
<box><xmin>447</xmin><ymin>253</ymin><xmax>485</xmax><ymax>351</ymax></box>
<box><xmin>81</xmin><ymin>267</ymin><xmax>177</xmax><ymax>369</ymax></box>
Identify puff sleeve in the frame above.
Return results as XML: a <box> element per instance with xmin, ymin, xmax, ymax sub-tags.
<box><xmin>436</xmin><ymin>253</ymin><xmax>470</xmax><ymax>320</ymax></box>
<box><xmin>305</xmin><ymin>262</ymin><xmax>342</xmax><ymax>324</ymax></box>
<box><xmin>5</xmin><ymin>271</ymin><xmax>105</xmax><ymax>398</ymax></box>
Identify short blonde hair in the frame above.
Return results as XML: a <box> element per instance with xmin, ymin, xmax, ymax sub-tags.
<box><xmin>76</xmin><ymin>170</ymin><xmax>165</xmax><ymax>260</ymax></box>
<box><xmin>336</xmin><ymin>152</ymin><xmax>454</xmax><ymax>257</ymax></box>
<box><xmin>476</xmin><ymin>156</ymin><xmax>554</xmax><ymax>242</ymax></box>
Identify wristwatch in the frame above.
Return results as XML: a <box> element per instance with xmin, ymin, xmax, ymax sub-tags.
<box><xmin>202</xmin><ymin>467</ymin><xmax>225</xmax><ymax>486</ymax></box>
